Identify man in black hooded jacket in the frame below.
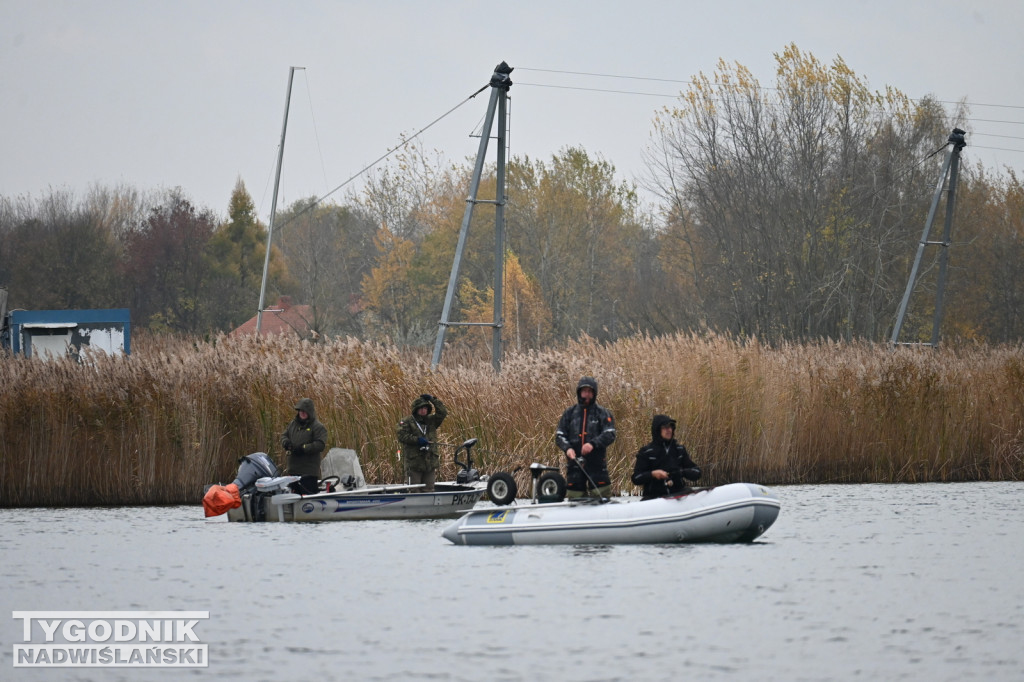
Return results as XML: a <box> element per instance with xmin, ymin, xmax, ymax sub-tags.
<box><xmin>631</xmin><ymin>414</ymin><xmax>701</xmax><ymax>500</ymax></box>
<box><xmin>555</xmin><ymin>376</ymin><xmax>616</xmax><ymax>498</ymax></box>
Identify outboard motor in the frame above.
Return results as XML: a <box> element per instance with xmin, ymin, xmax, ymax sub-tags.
<box><xmin>203</xmin><ymin>452</ymin><xmax>280</xmax><ymax>518</ymax></box>
<box><xmin>233</xmin><ymin>452</ymin><xmax>279</xmax><ymax>491</ymax></box>
<box><xmin>235</xmin><ymin>452</ymin><xmax>283</xmax><ymax>522</ymax></box>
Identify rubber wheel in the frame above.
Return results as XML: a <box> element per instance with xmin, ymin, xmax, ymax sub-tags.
<box><xmin>487</xmin><ymin>471</ymin><xmax>518</xmax><ymax>506</ymax></box>
<box><xmin>537</xmin><ymin>471</ymin><xmax>567</xmax><ymax>503</ymax></box>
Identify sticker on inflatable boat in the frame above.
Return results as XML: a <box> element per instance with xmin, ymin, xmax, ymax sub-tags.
<box><xmin>486</xmin><ymin>510</ymin><xmax>513</xmax><ymax>524</ymax></box>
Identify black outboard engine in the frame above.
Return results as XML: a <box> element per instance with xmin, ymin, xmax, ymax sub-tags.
<box><xmin>454</xmin><ymin>438</ymin><xmax>480</xmax><ymax>484</ymax></box>
<box><xmin>233</xmin><ymin>452</ymin><xmax>279</xmax><ymax>491</ymax></box>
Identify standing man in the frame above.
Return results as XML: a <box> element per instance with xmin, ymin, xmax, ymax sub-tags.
<box><xmin>281</xmin><ymin>397</ymin><xmax>328</xmax><ymax>495</ymax></box>
<box><xmin>397</xmin><ymin>393</ymin><xmax>448</xmax><ymax>492</ymax></box>
<box><xmin>555</xmin><ymin>376</ymin><xmax>616</xmax><ymax>499</ymax></box>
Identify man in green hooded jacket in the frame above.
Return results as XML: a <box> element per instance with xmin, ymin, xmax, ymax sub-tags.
<box><xmin>397</xmin><ymin>394</ymin><xmax>447</xmax><ymax>491</ymax></box>
<box><xmin>281</xmin><ymin>397</ymin><xmax>328</xmax><ymax>495</ymax></box>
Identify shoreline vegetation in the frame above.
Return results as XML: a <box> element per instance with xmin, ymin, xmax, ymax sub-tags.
<box><xmin>2</xmin><ymin>332</ymin><xmax>1022</xmax><ymax>507</ymax></box>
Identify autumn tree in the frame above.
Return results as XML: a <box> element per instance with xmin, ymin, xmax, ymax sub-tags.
<box><xmin>456</xmin><ymin>249</ymin><xmax>554</xmax><ymax>354</ymax></box>
<box><xmin>356</xmin><ymin>144</ymin><xmax>461</xmax><ymax>346</ymax></box>
<box><xmin>506</xmin><ymin>148</ymin><xmax>651</xmax><ymax>341</ymax></box>
<box><xmin>275</xmin><ymin>197</ymin><xmax>376</xmax><ymax>337</ymax></box>
<box><xmin>644</xmin><ymin>44</ymin><xmax>952</xmax><ymax>342</ymax></box>
<box><xmin>83</xmin><ymin>183</ymin><xmax>153</xmax><ymax>243</ymax></box>
<box><xmin>356</xmin><ymin>141</ymin><xmax>455</xmax><ymax>242</ymax></box>
<box><xmin>356</xmin><ymin>146</ymin><xmax>654</xmax><ymax>350</ymax></box>
<box><xmin>0</xmin><ymin>190</ymin><xmax>123</xmax><ymax>311</ymax></box>
<box><xmin>941</xmin><ymin>168</ymin><xmax>1024</xmax><ymax>342</ymax></box>
<box><xmin>205</xmin><ymin>179</ymin><xmax>288</xmax><ymax>330</ymax></box>
<box><xmin>121</xmin><ymin>190</ymin><xmax>218</xmax><ymax>333</ymax></box>
<box><xmin>361</xmin><ymin>225</ymin><xmax>426</xmax><ymax>343</ymax></box>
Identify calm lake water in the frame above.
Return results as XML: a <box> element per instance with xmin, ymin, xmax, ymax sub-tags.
<box><xmin>1</xmin><ymin>482</ymin><xmax>1022</xmax><ymax>681</ymax></box>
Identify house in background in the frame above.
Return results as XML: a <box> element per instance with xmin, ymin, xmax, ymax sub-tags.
<box><xmin>1</xmin><ymin>301</ymin><xmax>131</xmax><ymax>359</ymax></box>
<box><xmin>231</xmin><ymin>296</ymin><xmax>316</xmax><ymax>339</ymax></box>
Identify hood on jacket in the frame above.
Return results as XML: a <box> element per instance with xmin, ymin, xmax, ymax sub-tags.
<box><xmin>411</xmin><ymin>396</ymin><xmax>433</xmax><ymax>419</ymax></box>
<box><xmin>651</xmin><ymin>414</ymin><xmax>676</xmax><ymax>441</ymax></box>
<box><xmin>293</xmin><ymin>397</ymin><xmax>317</xmax><ymax>422</ymax></box>
<box><xmin>576</xmin><ymin>376</ymin><xmax>599</xmax><ymax>404</ymax></box>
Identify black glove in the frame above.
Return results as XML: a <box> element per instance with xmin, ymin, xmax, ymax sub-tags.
<box><xmin>283</xmin><ymin>439</ymin><xmax>293</xmax><ymax>452</ymax></box>
<box><xmin>417</xmin><ymin>437</ymin><xmax>430</xmax><ymax>448</ymax></box>
<box><xmin>420</xmin><ymin>394</ymin><xmax>434</xmax><ymax>401</ymax></box>
<box><xmin>681</xmin><ymin>467</ymin><xmax>701</xmax><ymax>480</ymax></box>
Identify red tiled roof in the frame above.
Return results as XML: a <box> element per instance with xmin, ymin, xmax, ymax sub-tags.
<box><xmin>231</xmin><ymin>296</ymin><xmax>314</xmax><ymax>337</ymax></box>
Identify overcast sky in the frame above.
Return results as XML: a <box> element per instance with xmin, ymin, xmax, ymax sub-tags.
<box><xmin>3</xmin><ymin>0</ymin><xmax>1022</xmax><ymax>222</ymax></box>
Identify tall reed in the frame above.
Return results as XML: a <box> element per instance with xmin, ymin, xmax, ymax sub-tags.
<box><xmin>1</xmin><ymin>332</ymin><xmax>1021</xmax><ymax>507</ymax></box>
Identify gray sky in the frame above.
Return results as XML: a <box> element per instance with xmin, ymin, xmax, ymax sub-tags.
<box><xmin>3</xmin><ymin>0</ymin><xmax>1022</xmax><ymax>222</ymax></box>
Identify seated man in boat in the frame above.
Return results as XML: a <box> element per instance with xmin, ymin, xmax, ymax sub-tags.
<box><xmin>631</xmin><ymin>414</ymin><xmax>701</xmax><ymax>500</ymax></box>
<box><xmin>555</xmin><ymin>376</ymin><xmax>616</xmax><ymax>499</ymax></box>
<box><xmin>281</xmin><ymin>397</ymin><xmax>329</xmax><ymax>495</ymax></box>
<box><xmin>397</xmin><ymin>393</ymin><xmax>448</xmax><ymax>492</ymax></box>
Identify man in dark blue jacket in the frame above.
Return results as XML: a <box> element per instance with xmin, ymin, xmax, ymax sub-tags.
<box><xmin>555</xmin><ymin>376</ymin><xmax>616</xmax><ymax>499</ymax></box>
<box><xmin>632</xmin><ymin>414</ymin><xmax>701</xmax><ymax>499</ymax></box>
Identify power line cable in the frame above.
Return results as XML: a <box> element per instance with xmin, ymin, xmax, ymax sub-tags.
<box><xmin>971</xmin><ymin>144</ymin><xmax>1024</xmax><ymax>154</ymax></box>
<box><xmin>972</xmin><ymin>132</ymin><xmax>1024</xmax><ymax>141</ymax></box>
<box><xmin>518</xmin><ymin>82</ymin><xmax>677</xmax><ymax>98</ymax></box>
<box><xmin>517</xmin><ymin>80</ymin><xmax>1023</xmax><ymax>131</ymax></box>
<box><xmin>515</xmin><ymin>76</ymin><xmax>1024</xmax><ymax>163</ymax></box>
<box><xmin>517</xmin><ymin>66</ymin><xmax>1024</xmax><ymax>112</ymax></box>
<box><xmin>299</xmin><ymin>70</ymin><xmax>331</xmax><ymax>195</ymax></box>
<box><xmin>271</xmin><ymin>82</ymin><xmax>490</xmax><ymax>233</ymax></box>
<box><xmin>264</xmin><ymin>66</ymin><xmax>1020</xmax><ymax>230</ymax></box>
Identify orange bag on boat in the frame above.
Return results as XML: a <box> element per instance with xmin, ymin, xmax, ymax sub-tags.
<box><xmin>202</xmin><ymin>483</ymin><xmax>241</xmax><ymax>517</ymax></box>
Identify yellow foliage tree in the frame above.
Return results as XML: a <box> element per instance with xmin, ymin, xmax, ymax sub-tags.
<box><xmin>361</xmin><ymin>224</ymin><xmax>424</xmax><ymax>343</ymax></box>
<box><xmin>455</xmin><ymin>250</ymin><xmax>554</xmax><ymax>355</ymax></box>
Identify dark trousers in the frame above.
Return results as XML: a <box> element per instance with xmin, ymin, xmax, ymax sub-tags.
<box><xmin>566</xmin><ymin>461</ymin><xmax>610</xmax><ymax>492</ymax></box>
<box><xmin>290</xmin><ymin>475</ymin><xmax>319</xmax><ymax>495</ymax></box>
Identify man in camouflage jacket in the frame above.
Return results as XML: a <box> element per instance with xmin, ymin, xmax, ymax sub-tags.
<box><xmin>397</xmin><ymin>393</ymin><xmax>447</xmax><ymax>491</ymax></box>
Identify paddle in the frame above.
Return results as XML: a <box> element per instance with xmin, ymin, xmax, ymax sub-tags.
<box><xmin>566</xmin><ymin>452</ymin><xmax>610</xmax><ymax>504</ymax></box>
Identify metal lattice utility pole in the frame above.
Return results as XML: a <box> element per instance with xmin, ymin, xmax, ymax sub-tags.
<box><xmin>430</xmin><ymin>61</ymin><xmax>513</xmax><ymax>371</ymax></box>
<box><xmin>890</xmin><ymin>127</ymin><xmax>966</xmax><ymax>347</ymax></box>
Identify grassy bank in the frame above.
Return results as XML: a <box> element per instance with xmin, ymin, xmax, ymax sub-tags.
<box><xmin>2</xmin><ymin>332</ymin><xmax>1022</xmax><ymax>507</ymax></box>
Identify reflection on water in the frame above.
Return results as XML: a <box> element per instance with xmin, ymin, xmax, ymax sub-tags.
<box><xmin>2</xmin><ymin>482</ymin><xmax>1022</xmax><ymax>681</ymax></box>
<box><xmin>571</xmin><ymin>544</ymin><xmax>613</xmax><ymax>557</ymax></box>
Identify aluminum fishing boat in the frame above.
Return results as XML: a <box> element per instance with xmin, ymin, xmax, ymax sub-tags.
<box><xmin>206</xmin><ymin>440</ymin><xmax>501</xmax><ymax>522</ymax></box>
<box><xmin>441</xmin><ymin>482</ymin><xmax>780</xmax><ymax>545</ymax></box>
<box><xmin>227</xmin><ymin>479</ymin><xmax>488</xmax><ymax>522</ymax></box>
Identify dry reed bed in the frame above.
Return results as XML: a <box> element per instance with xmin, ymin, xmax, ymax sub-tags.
<box><xmin>1</xmin><ymin>333</ymin><xmax>1022</xmax><ymax>507</ymax></box>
